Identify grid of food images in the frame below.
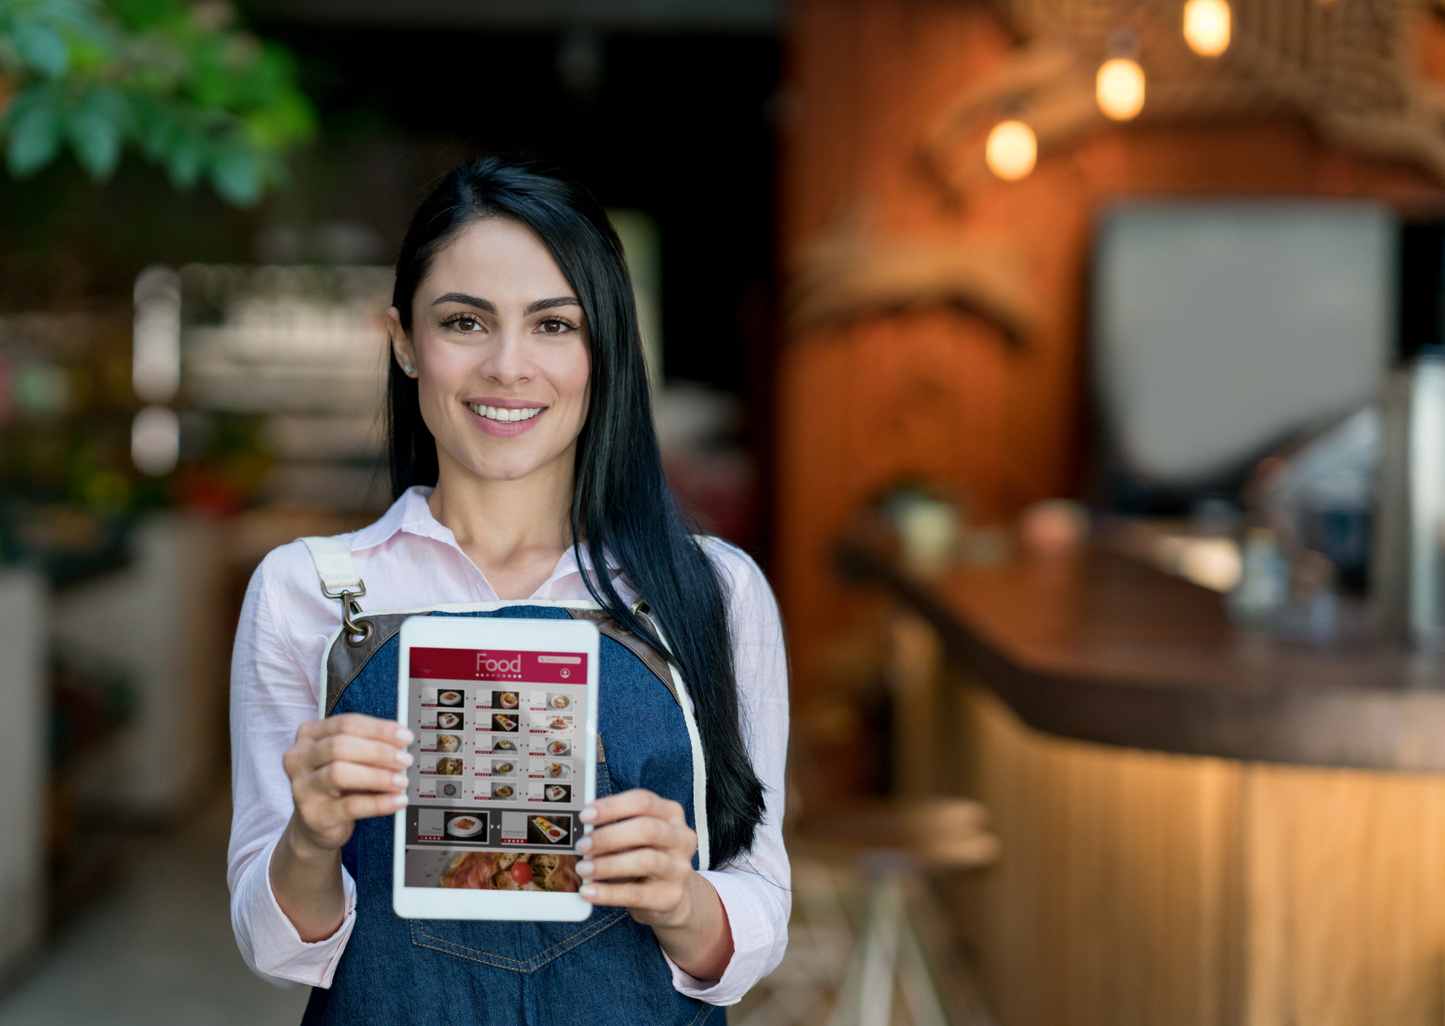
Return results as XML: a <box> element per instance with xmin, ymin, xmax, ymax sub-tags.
<box><xmin>403</xmin><ymin>645</ymin><xmax>588</xmax><ymax>891</ymax></box>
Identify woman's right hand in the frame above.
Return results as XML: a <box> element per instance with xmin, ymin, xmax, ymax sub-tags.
<box><xmin>281</xmin><ymin>713</ymin><xmax>414</xmax><ymax>854</ymax></box>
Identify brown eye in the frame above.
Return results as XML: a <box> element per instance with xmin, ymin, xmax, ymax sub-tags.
<box><xmin>540</xmin><ymin>319</ymin><xmax>565</xmax><ymax>334</ymax></box>
<box><xmin>448</xmin><ymin>314</ymin><xmax>482</xmax><ymax>331</ymax></box>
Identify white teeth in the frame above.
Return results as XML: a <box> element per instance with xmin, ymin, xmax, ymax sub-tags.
<box><xmin>469</xmin><ymin>403</ymin><xmax>541</xmax><ymax>423</ymax></box>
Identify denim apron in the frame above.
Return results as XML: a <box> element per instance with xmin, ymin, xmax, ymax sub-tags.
<box><xmin>295</xmin><ymin>537</ymin><xmax>719</xmax><ymax>1026</ymax></box>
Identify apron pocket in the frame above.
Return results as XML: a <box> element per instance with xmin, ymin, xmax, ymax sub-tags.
<box><xmin>409</xmin><ymin>911</ymin><xmax>630</xmax><ymax>973</ymax></box>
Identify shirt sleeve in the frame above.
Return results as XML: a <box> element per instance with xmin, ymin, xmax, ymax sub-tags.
<box><xmin>227</xmin><ymin>549</ymin><xmax>358</xmax><ymax>988</ymax></box>
<box><xmin>664</xmin><ymin>543</ymin><xmax>791</xmax><ymax>1005</ymax></box>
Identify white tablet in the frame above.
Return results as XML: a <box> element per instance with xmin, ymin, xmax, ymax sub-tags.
<box><xmin>393</xmin><ymin>615</ymin><xmax>599</xmax><ymax>921</ymax></box>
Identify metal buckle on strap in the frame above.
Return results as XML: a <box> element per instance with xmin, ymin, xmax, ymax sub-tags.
<box><xmin>336</xmin><ymin>586</ymin><xmax>370</xmax><ymax>647</ymax></box>
<box><xmin>320</xmin><ymin>579</ymin><xmax>365</xmax><ymax>601</ymax></box>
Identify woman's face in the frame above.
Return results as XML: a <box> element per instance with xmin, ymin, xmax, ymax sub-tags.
<box><xmin>390</xmin><ymin>217</ymin><xmax>591</xmax><ymax>487</ymax></box>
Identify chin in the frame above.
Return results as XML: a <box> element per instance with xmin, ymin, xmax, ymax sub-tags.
<box><xmin>467</xmin><ymin>454</ymin><xmax>552</xmax><ymax>482</ymax></box>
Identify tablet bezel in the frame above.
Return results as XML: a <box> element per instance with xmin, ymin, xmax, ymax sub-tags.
<box><xmin>392</xmin><ymin>614</ymin><xmax>599</xmax><ymax>921</ymax></box>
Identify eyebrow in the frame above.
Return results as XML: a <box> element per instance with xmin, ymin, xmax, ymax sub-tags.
<box><xmin>430</xmin><ymin>292</ymin><xmax>581</xmax><ymax>315</ymax></box>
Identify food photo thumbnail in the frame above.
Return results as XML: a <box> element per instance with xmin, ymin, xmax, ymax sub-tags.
<box><xmin>441</xmin><ymin>852</ymin><xmax>582</xmax><ymax>892</ymax></box>
<box><xmin>527</xmin><ymin>814</ymin><xmax>571</xmax><ymax>846</ymax></box>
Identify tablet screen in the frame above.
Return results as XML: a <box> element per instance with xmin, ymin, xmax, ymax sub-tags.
<box><xmin>401</xmin><ymin>644</ymin><xmax>589</xmax><ymax>893</ymax></box>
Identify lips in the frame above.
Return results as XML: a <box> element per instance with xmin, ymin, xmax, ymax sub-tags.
<box><xmin>467</xmin><ymin>402</ymin><xmax>542</xmax><ymax>423</ymax></box>
<box><xmin>465</xmin><ymin>399</ymin><xmax>546</xmax><ymax>437</ymax></box>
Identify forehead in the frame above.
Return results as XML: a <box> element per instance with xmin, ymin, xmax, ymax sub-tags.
<box><xmin>422</xmin><ymin>217</ymin><xmax>575</xmax><ymax>300</ymax></box>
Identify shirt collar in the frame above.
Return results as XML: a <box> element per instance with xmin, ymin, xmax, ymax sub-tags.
<box><xmin>350</xmin><ymin>485</ymin><xmax>622</xmax><ymax>583</ymax></box>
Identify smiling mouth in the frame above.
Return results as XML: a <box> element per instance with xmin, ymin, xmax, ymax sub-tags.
<box><xmin>468</xmin><ymin>403</ymin><xmax>542</xmax><ymax>423</ymax></box>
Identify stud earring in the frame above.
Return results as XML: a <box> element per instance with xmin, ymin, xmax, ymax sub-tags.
<box><xmin>403</xmin><ymin>362</ymin><xmax>415</xmax><ymax>376</ymax></box>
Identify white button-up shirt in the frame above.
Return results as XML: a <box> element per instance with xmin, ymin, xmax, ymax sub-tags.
<box><xmin>227</xmin><ymin>486</ymin><xmax>790</xmax><ymax>1005</ymax></box>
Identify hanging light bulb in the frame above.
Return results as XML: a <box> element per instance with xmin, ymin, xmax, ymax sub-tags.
<box><xmin>1097</xmin><ymin>57</ymin><xmax>1145</xmax><ymax>120</ymax></box>
<box><xmin>1183</xmin><ymin>0</ymin><xmax>1231</xmax><ymax>56</ymax></box>
<box><xmin>985</xmin><ymin>120</ymin><xmax>1037</xmax><ymax>181</ymax></box>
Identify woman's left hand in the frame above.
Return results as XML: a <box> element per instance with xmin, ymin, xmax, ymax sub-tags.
<box><xmin>576</xmin><ymin>789</ymin><xmax>733</xmax><ymax>979</ymax></box>
<box><xmin>576</xmin><ymin>788</ymin><xmax>697</xmax><ymax>924</ymax></box>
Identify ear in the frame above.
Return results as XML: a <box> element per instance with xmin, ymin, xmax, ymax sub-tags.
<box><xmin>387</xmin><ymin>307</ymin><xmax>417</xmax><ymax>377</ymax></box>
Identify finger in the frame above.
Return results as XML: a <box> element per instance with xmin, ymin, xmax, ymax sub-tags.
<box><xmin>307</xmin><ymin>733</ymin><xmax>414</xmax><ymax>771</ymax></box>
<box><xmin>310</xmin><ymin>761</ymin><xmax>409</xmax><ymax>796</ymax></box>
<box><xmin>341</xmin><ymin>791</ymin><xmax>408</xmax><ymax>821</ymax></box>
<box><xmin>577</xmin><ymin>816</ymin><xmax>688</xmax><ymax>858</ymax></box>
<box><xmin>580</xmin><ymin>789</ymin><xmax>680</xmax><ymax>827</ymax></box>
<box><xmin>300</xmin><ymin>714</ymin><xmax>413</xmax><ymax>747</ymax></box>
<box><xmin>576</xmin><ymin>847</ymin><xmax>676</xmax><ymax>883</ymax></box>
<box><xmin>579</xmin><ymin>881</ymin><xmax>656</xmax><ymax>909</ymax></box>
<box><xmin>300</xmin><ymin>789</ymin><xmax>408</xmax><ymax>832</ymax></box>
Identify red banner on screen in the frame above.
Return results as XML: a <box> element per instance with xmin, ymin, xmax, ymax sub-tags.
<box><xmin>409</xmin><ymin>648</ymin><xmax>587</xmax><ymax>684</ymax></box>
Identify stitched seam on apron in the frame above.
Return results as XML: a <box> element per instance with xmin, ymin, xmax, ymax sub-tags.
<box><xmin>409</xmin><ymin>910</ymin><xmax>629</xmax><ymax>971</ymax></box>
<box><xmin>686</xmin><ymin>1001</ymin><xmax>716</xmax><ymax>1023</ymax></box>
<box><xmin>324</xmin><ymin>615</ymin><xmax>406</xmax><ymax>716</ymax></box>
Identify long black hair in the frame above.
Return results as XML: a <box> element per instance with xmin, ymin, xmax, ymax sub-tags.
<box><xmin>387</xmin><ymin>156</ymin><xmax>765</xmax><ymax>867</ymax></box>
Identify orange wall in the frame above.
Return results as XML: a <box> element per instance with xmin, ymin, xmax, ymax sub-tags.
<box><xmin>776</xmin><ymin>0</ymin><xmax>1445</xmax><ymax>773</ymax></box>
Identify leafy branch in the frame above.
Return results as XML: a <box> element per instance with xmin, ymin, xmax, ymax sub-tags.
<box><xmin>0</xmin><ymin>0</ymin><xmax>315</xmax><ymax>205</ymax></box>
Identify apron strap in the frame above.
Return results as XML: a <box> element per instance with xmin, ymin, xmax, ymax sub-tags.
<box><xmin>300</xmin><ymin>536</ymin><xmax>366</xmax><ymax>596</ymax></box>
<box><xmin>300</xmin><ymin>536</ymin><xmax>371</xmax><ymax>646</ymax></box>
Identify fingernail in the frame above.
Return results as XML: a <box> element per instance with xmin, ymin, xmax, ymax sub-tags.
<box><xmin>579</xmin><ymin>807</ymin><xmax>597</xmax><ymax>823</ymax></box>
<box><xmin>576</xmin><ymin>861</ymin><xmax>594</xmax><ymax>877</ymax></box>
<box><xmin>575</xmin><ymin>836</ymin><xmax>593</xmax><ymax>853</ymax></box>
<box><xmin>579</xmin><ymin>885</ymin><xmax>597</xmax><ymax>899</ymax></box>
<box><xmin>392</xmin><ymin>793</ymin><xmax>408</xmax><ymax>807</ymax></box>
<box><xmin>393</xmin><ymin>773</ymin><xmax>409</xmax><ymax>788</ymax></box>
<box><xmin>395</xmin><ymin>751</ymin><xmax>414</xmax><ymax>767</ymax></box>
<box><xmin>396</xmin><ymin>728</ymin><xmax>415</xmax><ymax>744</ymax></box>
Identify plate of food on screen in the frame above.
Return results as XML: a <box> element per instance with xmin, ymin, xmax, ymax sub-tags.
<box><xmin>495</xmin><ymin>691</ymin><xmax>519</xmax><ymax>709</ymax></box>
<box><xmin>547</xmin><ymin>739</ymin><xmax>571</xmax><ymax>757</ymax></box>
<box><xmin>530</xmin><ymin>815</ymin><xmax>568</xmax><ymax>844</ymax></box>
<box><xmin>437</xmin><ymin>712</ymin><xmax>462</xmax><ymax>730</ymax></box>
<box><xmin>445</xmin><ymin>815</ymin><xmax>484</xmax><ymax>838</ymax></box>
<box><xmin>435</xmin><ymin>734</ymin><xmax>461</xmax><ymax>753</ymax></box>
<box><xmin>435</xmin><ymin>757</ymin><xmax>463</xmax><ymax>776</ymax></box>
<box><xmin>544</xmin><ymin>762</ymin><xmax>571</xmax><ymax>779</ymax></box>
<box><xmin>492</xmin><ymin>714</ymin><xmax>518</xmax><ymax>732</ymax></box>
<box><xmin>492</xmin><ymin>738</ymin><xmax>516</xmax><ymax>752</ymax></box>
<box><xmin>440</xmin><ymin>852</ymin><xmax>581</xmax><ymax>892</ymax></box>
<box><xmin>438</xmin><ymin>690</ymin><xmax>463</xmax><ymax>707</ymax></box>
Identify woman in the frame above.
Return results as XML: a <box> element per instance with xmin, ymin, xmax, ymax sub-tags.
<box><xmin>227</xmin><ymin>156</ymin><xmax>790</xmax><ymax>1024</ymax></box>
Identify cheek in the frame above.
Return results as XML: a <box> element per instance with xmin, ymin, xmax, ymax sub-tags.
<box><xmin>557</xmin><ymin>343</ymin><xmax>592</xmax><ymax>415</ymax></box>
<box><xmin>413</xmin><ymin>343</ymin><xmax>470</xmax><ymax>423</ymax></box>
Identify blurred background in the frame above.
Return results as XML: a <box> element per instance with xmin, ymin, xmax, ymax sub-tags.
<box><xmin>5</xmin><ymin>0</ymin><xmax>1445</xmax><ymax>1023</ymax></box>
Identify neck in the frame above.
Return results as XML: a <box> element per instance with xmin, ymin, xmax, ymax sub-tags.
<box><xmin>426</xmin><ymin>447</ymin><xmax>577</xmax><ymax>599</ymax></box>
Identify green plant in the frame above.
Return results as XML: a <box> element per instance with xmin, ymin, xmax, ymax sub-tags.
<box><xmin>0</xmin><ymin>0</ymin><xmax>315</xmax><ymax>205</ymax></box>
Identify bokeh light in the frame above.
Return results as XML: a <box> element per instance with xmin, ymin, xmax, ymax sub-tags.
<box><xmin>985</xmin><ymin>119</ymin><xmax>1038</xmax><ymax>181</ymax></box>
<box><xmin>1184</xmin><ymin>0</ymin><xmax>1231</xmax><ymax>57</ymax></box>
<box><xmin>1097</xmin><ymin>57</ymin><xmax>1146</xmax><ymax>121</ymax></box>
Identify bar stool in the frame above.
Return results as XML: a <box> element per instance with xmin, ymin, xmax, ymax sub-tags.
<box><xmin>738</xmin><ymin>799</ymin><xmax>1000</xmax><ymax>1026</ymax></box>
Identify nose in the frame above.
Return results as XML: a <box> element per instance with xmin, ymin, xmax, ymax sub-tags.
<box><xmin>477</xmin><ymin>327</ymin><xmax>533</xmax><ymax>387</ymax></box>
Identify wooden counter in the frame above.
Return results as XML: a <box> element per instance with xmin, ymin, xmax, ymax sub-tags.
<box><xmin>837</xmin><ymin>539</ymin><xmax>1445</xmax><ymax>769</ymax></box>
<box><xmin>838</xmin><ymin>536</ymin><xmax>1445</xmax><ymax>1026</ymax></box>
